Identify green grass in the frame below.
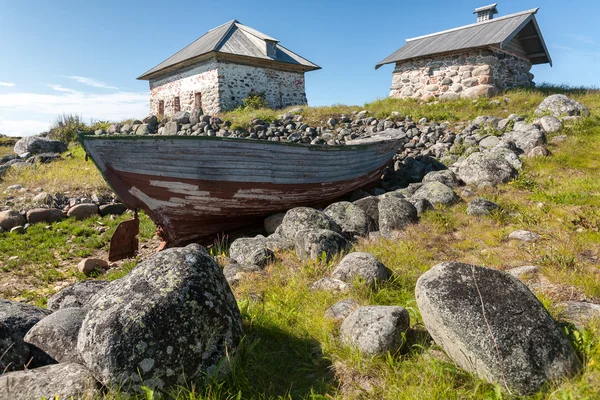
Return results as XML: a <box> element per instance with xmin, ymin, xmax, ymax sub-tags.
<box><xmin>2</xmin><ymin>88</ymin><xmax>600</xmax><ymax>398</ymax></box>
<box><xmin>0</xmin><ymin>145</ymin><xmax>14</xmax><ymax>157</ymax></box>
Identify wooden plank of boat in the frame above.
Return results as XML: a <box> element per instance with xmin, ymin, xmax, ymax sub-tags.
<box><xmin>80</xmin><ymin>131</ymin><xmax>404</xmax><ymax>246</ymax></box>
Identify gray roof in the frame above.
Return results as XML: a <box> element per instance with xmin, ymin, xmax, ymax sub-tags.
<box><xmin>138</xmin><ymin>20</ymin><xmax>320</xmax><ymax>80</ymax></box>
<box><xmin>376</xmin><ymin>8</ymin><xmax>551</xmax><ymax>69</ymax></box>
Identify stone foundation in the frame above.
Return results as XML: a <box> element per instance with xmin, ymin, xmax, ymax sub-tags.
<box><xmin>390</xmin><ymin>49</ymin><xmax>534</xmax><ymax>101</ymax></box>
<box><xmin>148</xmin><ymin>58</ymin><xmax>307</xmax><ymax>116</ymax></box>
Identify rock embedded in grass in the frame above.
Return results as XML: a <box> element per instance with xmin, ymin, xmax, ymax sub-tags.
<box><xmin>98</xmin><ymin>203</ymin><xmax>127</xmax><ymax>216</ymax></box>
<box><xmin>24</xmin><ymin>307</ymin><xmax>88</xmax><ymax>363</ymax></box>
<box><xmin>0</xmin><ymin>210</ymin><xmax>26</xmax><ymax>231</ymax></box>
<box><xmin>466</xmin><ymin>198</ymin><xmax>499</xmax><ymax>216</ymax></box>
<box><xmin>340</xmin><ymin>306</ymin><xmax>410</xmax><ymax>355</ymax></box>
<box><xmin>411</xmin><ymin>181</ymin><xmax>460</xmax><ymax>207</ymax></box>
<box><xmin>415</xmin><ymin>261</ymin><xmax>581</xmax><ymax>395</ymax></box>
<box><xmin>229</xmin><ymin>236</ymin><xmax>274</xmax><ymax>268</ymax></box>
<box><xmin>535</xmin><ymin>94</ymin><xmax>590</xmax><ymax>118</ymax></box>
<box><xmin>66</xmin><ymin>203</ymin><xmax>99</xmax><ymax>220</ymax></box>
<box><xmin>557</xmin><ymin>301</ymin><xmax>600</xmax><ymax>329</ymax></box>
<box><xmin>377</xmin><ymin>197</ymin><xmax>418</xmax><ymax>234</ymax></box>
<box><xmin>331</xmin><ymin>252</ymin><xmax>391</xmax><ymax>286</ymax></box>
<box><xmin>309</xmin><ymin>278</ymin><xmax>350</xmax><ymax>292</ymax></box>
<box><xmin>26</xmin><ymin>208</ymin><xmax>65</xmax><ymax>224</ymax></box>
<box><xmin>279</xmin><ymin>207</ymin><xmax>341</xmax><ymax>242</ymax></box>
<box><xmin>539</xmin><ymin>115</ymin><xmax>563</xmax><ymax>133</ymax></box>
<box><xmin>324</xmin><ymin>299</ymin><xmax>360</xmax><ymax>322</ymax></box>
<box><xmin>457</xmin><ymin>152</ymin><xmax>518</xmax><ymax>188</ymax></box>
<box><xmin>508</xmin><ymin>230</ymin><xmax>541</xmax><ymax>242</ymax></box>
<box><xmin>0</xmin><ymin>362</ymin><xmax>100</xmax><ymax>400</ymax></box>
<box><xmin>77</xmin><ymin>243</ymin><xmax>243</xmax><ymax>394</ymax></box>
<box><xmin>294</xmin><ymin>228</ymin><xmax>350</xmax><ymax>262</ymax></box>
<box><xmin>77</xmin><ymin>258</ymin><xmax>109</xmax><ymax>276</ymax></box>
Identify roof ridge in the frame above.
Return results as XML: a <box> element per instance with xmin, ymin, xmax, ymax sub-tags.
<box><xmin>208</xmin><ymin>19</ymin><xmax>238</xmax><ymax>33</ymax></box>
<box><xmin>406</xmin><ymin>8</ymin><xmax>539</xmax><ymax>42</ymax></box>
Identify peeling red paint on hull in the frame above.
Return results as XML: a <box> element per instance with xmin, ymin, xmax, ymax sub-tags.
<box><xmin>81</xmin><ymin>135</ymin><xmax>402</xmax><ymax>245</ymax></box>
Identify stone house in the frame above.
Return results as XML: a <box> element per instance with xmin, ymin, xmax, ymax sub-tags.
<box><xmin>375</xmin><ymin>4</ymin><xmax>551</xmax><ymax>100</ymax></box>
<box><xmin>138</xmin><ymin>20</ymin><xmax>320</xmax><ymax>116</ymax></box>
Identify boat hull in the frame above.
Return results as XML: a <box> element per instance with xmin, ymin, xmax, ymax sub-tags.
<box><xmin>81</xmin><ymin>135</ymin><xmax>402</xmax><ymax>245</ymax></box>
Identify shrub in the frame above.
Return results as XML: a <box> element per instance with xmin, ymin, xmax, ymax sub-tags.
<box><xmin>242</xmin><ymin>91</ymin><xmax>269</xmax><ymax>110</ymax></box>
<box><xmin>48</xmin><ymin>113</ymin><xmax>90</xmax><ymax>143</ymax></box>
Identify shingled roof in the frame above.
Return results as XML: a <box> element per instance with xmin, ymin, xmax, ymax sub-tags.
<box><xmin>138</xmin><ymin>20</ymin><xmax>320</xmax><ymax>80</ymax></box>
<box><xmin>376</xmin><ymin>8</ymin><xmax>551</xmax><ymax>69</ymax></box>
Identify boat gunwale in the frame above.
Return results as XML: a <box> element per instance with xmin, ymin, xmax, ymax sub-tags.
<box><xmin>78</xmin><ymin>132</ymin><xmax>403</xmax><ymax>153</ymax></box>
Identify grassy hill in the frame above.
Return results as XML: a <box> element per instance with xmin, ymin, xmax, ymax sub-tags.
<box><xmin>0</xmin><ymin>88</ymin><xmax>599</xmax><ymax>399</ymax></box>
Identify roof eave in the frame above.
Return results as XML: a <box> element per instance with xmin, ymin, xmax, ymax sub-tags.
<box><xmin>137</xmin><ymin>52</ymin><xmax>217</xmax><ymax>81</ymax></box>
<box><xmin>499</xmin><ymin>11</ymin><xmax>552</xmax><ymax>67</ymax></box>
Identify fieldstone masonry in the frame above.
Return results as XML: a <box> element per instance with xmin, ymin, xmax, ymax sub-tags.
<box><xmin>149</xmin><ymin>58</ymin><xmax>307</xmax><ymax>116</ymax></box>
<box><xmin>390</xmin><ymin>49</ymin><xmax>534</xmax><ymax>101</ymax></box>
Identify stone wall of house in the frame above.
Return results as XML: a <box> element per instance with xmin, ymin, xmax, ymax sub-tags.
<box><xmin>216</xmin><ymin>61</ymin><xmax>307</xmax><ymax>111</ymax></box>
<box><xmin>149</xmin><ymin>59</ymin><xmax>221</xmax><ymax>116</ymax></box>
<box><xmin>390</xmin><ymin>49</ymin><xmax>534</xmax><ymax>101</ymax></box>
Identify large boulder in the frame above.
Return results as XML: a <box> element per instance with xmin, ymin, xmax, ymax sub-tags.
<box><xmin>411</xmin><ymin>181</ymin><xmax>460</xmax><ymax>207</ymax></box>
<box><xmin>535</xmin><ymin>94</ymin><xmax>590</xmax><ymax>118</ymax></box>
<box><xmin>377</xmin><ymin>197</ymin><xmax>418</xmax><ymax>233</ymax></box>
<box><xmin>340</xmin><ymin>306</ymin><xmax>410</xmax><ymax>355</ymax></box>
<box><xmin>0</xmin><ymin>362</ymin><xmax>100</xmax><ymax>400</ymax></box>
<box><xmin>24</xmin><ymin>307</ymin><xmax>88</xmax><ymax>363</ymax></box>
<box><xmin>415</xmin><ymin>262</ymin><xmax>581</xmax><ymax>395</ymax></box>
<box><xmin>0</xmin><ymin>299</ymin><xmax>55</xmax><ymax>372</ymax></box>
<box><xmin>77</xmin><ymin>244</ymin><xmax>243</xmax><ymax>393</ymax></box>
<box><xmin>47</xmin><ymin>280</ymin><xmax>109</xmax><ymax>311</ymax></box>
<box><xmin>0</xmin><ymin>210</ymin><xmax>26</xmax><ymax>231</ymax></box>
<box><xmin>294</xmin><ymin>229</ymin><xmax>350</xmax><ymax>262</ymax></box>
<box><xmin>502</xmin><ymin>129</ymin><xmax>547</xmax><ymax>154</ymax></box>
<box><xmin>172</xmin><ymin>111</ymin><xmax>190</xmax><ymax>124</ymax></box>
<box><xmin>331</xmin><ymin>252</ymin><xmax>391</xmax><ymax>286</ymax></box>
<box><xmin>279</xmin><ymin>207</ymin><xmax>341</xmax><ymax>241</ymax></box>
<box><xmin>229</xmin><ymin>236</ymin><xmax>274</xmax><ymax>268</ymax></box>
<box><xmin>458</xmin><ymin>152</ymin><xmax>518</xmax><ymax>187</ymax></box>
<box><xmin>264</xmin><ymin>213</ymin><xmax>285</xmax><ymax>235</ymax></box>
<box><xmin>324</xmin><ymin>201</ymin><xmax>371</xmax><ymax>238</ymax></box>
<box><xmin>422</xmin><ymin>170</ymin><xmax>459</xmax><ymax>188</ymax></box>
<box><xmin>352</xmin><ymin>196</ymin><xmax>380</xmax><ymax>230</ymax></box>
<box><xmin>13</xmin><ymin>136</ymin><xmax>67</xmax><ymax>155</ymax></box>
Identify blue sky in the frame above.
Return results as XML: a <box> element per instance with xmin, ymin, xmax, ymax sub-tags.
<box><xmin>0</xmin><ymin>0</ymin><xmax>597</xmax><ymax>136</ymax></box>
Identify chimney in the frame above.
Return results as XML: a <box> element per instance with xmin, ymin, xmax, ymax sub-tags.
<box><xmin>474</xmin><ymin>3</ymin><xmax>499</xmax><ymax>22</ymax></box>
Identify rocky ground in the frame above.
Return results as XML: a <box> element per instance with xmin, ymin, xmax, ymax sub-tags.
<box><xmin>0</xmin><ymin>92</ymin><xmax>599</xmax><ymax>399</ymax></box>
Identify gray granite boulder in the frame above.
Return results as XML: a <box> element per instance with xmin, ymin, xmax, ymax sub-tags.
<box><xmin>13</xmin><ymin>136</ymin><xmax>67</xmax><ymax>155</ymax></box>
<box><xmin>539</xmin><ymin>115</ymin><xmax>563</xmax><ymax>133</ymax></box>
<box><xmin>406</xmin><ymin>198</ymin><xmax>434</xmax><ymax>216</ymax></box>
<box><xmin>508</xmin><ymin>230</ymin><xmax>541</xmax><ymax>242</ymax></box>
<box><xmin>352</xmin><ymin>196</ymin><xmax>380</xmax><ymax>230</ymax></box>
<box><xmin>229</xmin><ymin>236</ymin><xmax>274</xmax><ymax>268</ymax></box>
<box><xmin>280</xmin><ymin>207</ymin><xmax>341</xmax><ymax>242</ymax></box>
<box><xmin>264</xmin><ymin>213</ymin><xmax>285</xmax><ymax>235</ymax></box>
<box><xmin>412</xmin><ymin>181</ymin><xmax>460</xmax><ymax>207</ymax></box>
<box><xmin>47</xmin><ymin>280</ymin><xmax>109</xmax><ymax>311</ymax></box>
<box><xmin>324</xmin><ymin>201</ymin><xmax>371</xmax><ymax>238</ymax></box>
<box><xmin>467</xmin><ymin>198</ymin><xmax>499</xmax><ymax>216</ymax></box>
<box><xmin>458</xmin><ymin>152</ymin><xmax>518</xmax><ymax>187</ymax></box>
<box><xmin>0</xmin><ymin>210</ymin><xmax>25</xmax><ymax>231</ymax></box>
<box><xmin>483</xmin><ymin>145</ymin><xmax>523</xmax><ymax>170</ymax></box>
<box><xmin>0</xmin><ymin>299</ymin><xmax>55</xmax><ymax>372</ymax></box>
<box><xmin>294</xmin><ymin>229</ymin><xmax>350</xmax><ymax>262</ymax></box>
<box><xmin>422</xmin><ymin>170</ymin><xmax>459</xmax><ymax>188</ymax></box>
<box><xmin>535</xmin><ymin>94</ymin><xmax>590</xmax><ymax>118</ymax></box>
<box><xmin>77</xmin><ymin>244</ymin><xmax>243</xmax><ymax>393</ymax></box>
<box><xmin>502</xmin><ymin>129</ymin><xmax>547</xmax><ymax>154</ymax></box>
<box><xmin>331</xmin><ymin>252</ymin><xmax>391</xmax><ymax>286</ymax></box>
<box><xmin>223</xmin><ymin>261</ymin><xmax>263</xmax><ymax>286</ymax></box>
<box><xmin>340</xmin><ymin>306</ymin><xmax>410</xmax><ymax>355</ymax></box>
<box><xmin>0</xmin><ymin>362</ymin><xmax>100</xmax><ymax>400</ymax></box>
<box><xmin>378</xmin><ymin>197</ymin><xmax>418</xmax><ymax>233</ymax></box>
<box><xmin>415</xmin><ymin>262</ymin><xmax>581</xmax><ymax>395</ymax></box>
<box><xmin>24</xmin><ymin>307</ymin><xmax>88</xmax><ymax>363</ymax></box>
<box><xmin>172</xmin><ymin>110</ymin><xmax>190</xmax><ymax>124</ymax></box>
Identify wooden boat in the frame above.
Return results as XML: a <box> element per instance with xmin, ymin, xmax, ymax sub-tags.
<box><xmin>80</xmin><ymin>131</ymin><xmax>404</xmax><ymax>248</ymax></box>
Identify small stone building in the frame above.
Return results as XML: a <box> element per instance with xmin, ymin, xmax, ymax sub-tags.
<box><xmin>138</xmin><ymin>20</ymin><xmax>320</xmax><ymax>116</ymax></box>
<box><xmin>375</xmin><ymin>4</ymin><xmax>552</xmax><ymax>100</ymax></box>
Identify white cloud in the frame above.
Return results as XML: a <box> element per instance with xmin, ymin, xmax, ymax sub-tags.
<box><xmin>47</xmin><ymin>84</ymin><xmax>80</xmax><ymax>94</ymax></box>
<box><xmin>65</xmin><ymin>76</ymin><xmax>119</xmax><ymax>90</ymax></box>
<box><xmin>0</xmin><ymin>82</ymin><xmax>15</xmax><ymax>87</ymax></box>
<box><xmin>0</xmin><ymin>118</ymin><xmax>51</xmax><ymax>137</ymax></box>
<box><xmin>0</xmin><ymin>90</ymin><xmax>149</xmax><ymax>136</ymax></box>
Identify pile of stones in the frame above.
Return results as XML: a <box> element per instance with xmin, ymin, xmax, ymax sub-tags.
<box><xmin>0</xmin><ymin>136</ymin><xmax>67</xmax><ymax>178</ymax></box>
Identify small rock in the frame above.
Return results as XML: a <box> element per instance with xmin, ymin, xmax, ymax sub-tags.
<box><xmin>539</xmin><ymin>115</ymin><xmax>563</xmax><ymax>133</ymax></box>
<box><xmin>508</xmin><ymin>230</ymin><xmax>541</xmax><ymax>242</ymax></box>
<box><xmin>331</xmin><ymin>252</ymin><xmax>391</xmax><ymax>286</ymax></box>
<box><xmin>422</xmin><ymin>170</ymin><xmax>459</xmax><ymax>188</ymax></box>
<box><xmin>412</xmin><ymin>181</ymin><xmax>460</xmax><ymax>207</ymax></box>
<box><xmin>26</xmin><ymin>208</ymin><xmax>65</xmax><ymax>224</ymax></box>
<box><xmin>340</xmin><ymin>306</ymin><xmax>410</xmax><ymax>355</ymax></box>
<box><xmin>229</xmin><ymin>236</ymin><xmax>274</xmax><ymax>268</ymax></box>
<box><xmin>527</xmin><ymin>146</ymin><xmax>551</xmax><ymax>158</ymax></box>
<box><xmin>324</xmin><ymin>299</ymin><xmax>360</xmax><ymax>322</ymax></box>
<box><xmin>551</xmin><ymin>135</ymin><xmax>568</xmax><ymax>144</ymax></box>
<box><xmin>294</xmin><ymin>229</ymin><xmax>350</xmax><ymax>262</ymax></box>
<box><xmin>77</xmin><ymin>258</ymin><xmax>109</xmax><ymax>276</ymax></box>
<box><xmin>309</xmin><ymin>278</ymin><xmax>350</xmax><ymax>292</ymax></box>
<box><xmin>32</xmin><ymin>192</ymin><xmax>53</xmax><ymax>205</ymax></box>
<box><xmin>557</xmin><ymin>301</ymin><xmax>600</xmax><ymax>329</ymax></box>
<box><xmin>67</xmin><ymin>204</ymin><xmax>99</xmax><ymax>220</ymax></box>
<box><xmin>98</xmin><ymin>203</ymin><xmax>127</xmax><ymax>216</ymax></box>
<box><xmin>507</xmin><ymin>265</ymin><xmax>540</xmax><ymax>281</ymax></box>
<box><xmin>466</xmin><ymin>198</ymin><xmax>499</xmax><ymax>216</ymax></box>
<box><xmin>264</xmin><ymin>213</ymin><xmax>285</xmax><ymax>235</ymax></box>
<box><xmin>405</xmin><ymin>198</ymin><xmax>434</xmax><ymax>216</ymax></box>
